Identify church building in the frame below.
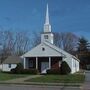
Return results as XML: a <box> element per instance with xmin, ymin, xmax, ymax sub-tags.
<box><xmin>22</xmin><ymin>4</ymin><xmax>79</xmax><ymax>74</ymax></box>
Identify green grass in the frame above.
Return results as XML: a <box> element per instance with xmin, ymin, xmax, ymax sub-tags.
<box><xmin>26</xmin><ymin>74</ymin><xmax>85</xmax><ymax>83</ymax></box>
<box><xmin>0</xmin><ymin>72</ymin><xmax>29</xmax><ymax>81</ymax></box>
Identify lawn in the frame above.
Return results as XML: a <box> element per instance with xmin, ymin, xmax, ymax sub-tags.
<box><xmin>26</xmin><ymin>74</ymin><xmax>85</xmax><ymax>83</ymax></box>
<box><xmin>0</xmin><ymin>72</ymin><xmax>29</xmax><ymax>81</ymax></box>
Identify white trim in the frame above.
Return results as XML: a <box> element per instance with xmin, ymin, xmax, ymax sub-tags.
<box><xmin>49</xmin><ymin>57</ymin><xmax>51</xmax><ymax>69</ymax></box>
<box><xmin>36</xmin><ymin>57</ymin><xmax>38</xmax><ymax>69</ymax></box>
<box><xmin>24</xmin><ymin>58</ymin><xmax>26</xmax><ymax>69</ymax></box>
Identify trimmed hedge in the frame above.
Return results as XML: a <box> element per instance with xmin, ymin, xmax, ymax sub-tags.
<box><xmin>47</xmin><ymin>61</ymin><xmax>71</xmax><ymax>75</ymax></box>
<box><xmin>11</xmin><ymin>63</ymin><xmax>39</xmax><ymax>74</ymax></box>
<box><xmin>22</xmin><ymin>69</ymin><xmax>39</xmax><ymax>74</ymax></box>
<box><xmin>47</xmin><ymin>69</ymin><xmax>61</xmax><ymax>74</ymax></box>
<box><xmin>11</xmin><ymin>68</ymin><xmax>39</xmax><ymax>74</ymax></box>
<box><xmin>61</xmin><ymin>61</ymin><xmax>71</xmax><ymax>75</ymax></box>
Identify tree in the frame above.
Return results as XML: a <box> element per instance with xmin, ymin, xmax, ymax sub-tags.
<box><xmin>54</xmin><ymin>32</ymin><xmax>79</xmax><ymax>54</ymax></box>
<box><xmin>31</xmin><ymin>31</ymin><xmax>41</xmax><ymax>48</ymax></box>
<box><xmin>0</xmin><ymin>30</ymin><xmax>31</xmax><ymax>63</ymax></box>
<box><xmin>0</xmin><ymin>31</ymin><xmax>14</xmax><ymax>62</ymax></box>
<box><xmin>15</xmin><ymin>31</ymin><xmax>30</xmax><ymax>55</ymax></box>
<box><xmin>77</xmin><ymin>37</ymin><xmax>90</xmax><ymax>69</ymax></box>
<box><xmin>77</xmin><ymin>37</ymin><xmax>90</xmax><ymax>52</ymax></box>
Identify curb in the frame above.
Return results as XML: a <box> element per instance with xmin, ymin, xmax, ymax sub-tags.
<box><xmin>0</xmin><ymin>82</ymin><xmax>83</xmax><ymax>87</ymax></box>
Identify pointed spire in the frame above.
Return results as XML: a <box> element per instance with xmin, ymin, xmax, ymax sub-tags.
<box><xmin>42</xmin><ymin>3</ymin><xmax>53</xmax><ymax>44</ymax></box>
<box><xmin>44</xmin><ymin>3</ymin><xmax>51</xmax><ymax>32</ymax></box>
<box><xmin>45</xmin><ymin>4</ymin><xmax>49</xmax><ymax>25</ymax></box>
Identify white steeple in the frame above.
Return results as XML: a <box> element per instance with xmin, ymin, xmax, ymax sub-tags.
<box><xmin>44</xmin><ymin>3</ymin><xmax>51</xmax><ymax>32</ymax></box>
<box><xmin>45</xmin><ymin>4</ymin><xmax>49</xmax><ymax>24</ymax></box>
<box><xmin>41</xmin><ymin>3</ymin><xmax>54</xmax><ymax>44</ymax></box>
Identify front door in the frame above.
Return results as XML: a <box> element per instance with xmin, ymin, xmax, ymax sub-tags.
<box><xmin>41</xmin><ymin>62</ymin><xmax>49</xmax><ymax>74</ymax></box>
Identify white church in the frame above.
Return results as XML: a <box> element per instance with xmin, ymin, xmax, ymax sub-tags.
<box><xmin>22</xmin><ymin>4</ymin><xmax>80</xmax><ymax>74</ymax></box>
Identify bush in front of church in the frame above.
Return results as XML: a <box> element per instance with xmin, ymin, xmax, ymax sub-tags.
<box><xmin>11</xmin><ymin>68</ymin><xmax>39</xmax><ymax>74</ymax></box>
<box><xmin>11</xmin><ymin>63</ymin><xmax>23</xmax><ymax>74</ymax></box>
<box><xmin>46</xmin><ymin>69</ymin><xmax>61</xmax><ymax>74</ymax></box>
<box><xmin>20</xmin><ymin>69</ymin><xmax>39</xmax><ymax>74</ymax></box>
<box><xmin>11</xmin><ymin>63</ymin><xmax>39</xmax><ymax>74</ymax></box>
<box><xmin>60</xmin><ymin>61</ymin><xmax>71</xmax><ymax>75</ymax></box>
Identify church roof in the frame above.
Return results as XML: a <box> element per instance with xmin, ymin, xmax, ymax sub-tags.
<box><xmin>21</xmin><ymin>41</ymin><xmax>79</xmax><ymax>62</ymax></box>
<box><xmin>44</xmin><ymin>41</ymin><xmax>80</xmax><ymax>61</ymax></box>
<box><xmin>22</xmin><ymin>42</ymin><xmax>65</xmax><ymax>58</ymax></box>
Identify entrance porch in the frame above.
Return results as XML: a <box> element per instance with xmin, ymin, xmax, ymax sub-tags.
<box><xmin>24</xmin><ymin>57</ymin><xmax>62</xmax><ymax>74</ymax></box>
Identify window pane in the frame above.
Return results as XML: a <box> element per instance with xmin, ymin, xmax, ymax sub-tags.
<box><xmin>44</xmin><ymin>35</ymin><xmax>48</xmax><ymax>39</ymax></box>
<box><xmin>8</xmin><ymin>64</ymin><xmax>11</xmax><ymax>68</ymax></box>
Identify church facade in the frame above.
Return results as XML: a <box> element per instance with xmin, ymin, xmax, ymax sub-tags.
<box><xmin>22</xmin><ymin>4</ymin><xmax>79</xmax><ymax>74</ymax></box>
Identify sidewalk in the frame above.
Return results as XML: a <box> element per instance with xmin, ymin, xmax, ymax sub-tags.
<box><xmin>4</xmin><ymin>75</ymin><xmax>42</xmax><ymax>83</ymax></box>
<box><xmin>0</xmin><ymin>75</ymin><xmax>82</xmax><ymax>87</ymax></box>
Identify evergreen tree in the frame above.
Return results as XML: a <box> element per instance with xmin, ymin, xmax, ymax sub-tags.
<box><xmin>78</xmin><ymin>37</ymin><xmax>90</xmax><ymax>52</ymax></box>
<box><xmin>77</xmin><ymin>37</ymin><xmax>90</xmax><ymax>69</ymax></box>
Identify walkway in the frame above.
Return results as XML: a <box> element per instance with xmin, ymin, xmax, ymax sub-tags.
<box><xmin>4</xmin><ymin>75</ymin><xmax>42</xmax><ymax>83</ymax></box>
<box><xmin>0</xmin><ymin>74</ymin><xmax>82</xmax><ymax>87</ymax></box>
<box><xmin>82</xmin><ymin>71</ymin><xmax>90</xmax><ymax>90</ymax></box>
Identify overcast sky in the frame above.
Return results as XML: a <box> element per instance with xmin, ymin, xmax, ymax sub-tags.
<box><xmin>0</xmin><ymin>0</ymin><xmax>90</xmax><ymax>41</ymax></box>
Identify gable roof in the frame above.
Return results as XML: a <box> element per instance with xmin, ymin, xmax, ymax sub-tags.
<box><xmin>21</xmin><ymin>41</ymin><xmax>80</xmax><ymax>62</ymax></box>
<box><xmin>22</xmin><ymin>43</ymin><xmax>64</xmax><ymax>57</ymax></box>
<box><xmin>44</xmin><ymin>41</ymin><xmax>70</xmax><ymax>57</ymax></box>
<box><xmin>3</xmin><ymin>55</ymin><xmax>21</xmax><ymax>64</ymax></box>
<box><xmin>44</xmin><ymin>41</ymin><xmax>80</xmax><ymax>61</ymax></box>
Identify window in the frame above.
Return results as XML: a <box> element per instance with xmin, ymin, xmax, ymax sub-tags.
<box><xmin>44</xmin><ymin>35</ymin><xmax>48</xmax><ymax>39</ymax></box>
<box><xmin>8</xmin><ymin>64</ymin><xmax>11</xmax><ymax>68</ymax></box>
<box><xmin>29</xmin><ymin>60</ymin><xmax>33</xmax><ymax>68</ymax></box>
<box><xmin>42</xmin><ymin>47</ymin><xmax>45</xmax><ymax>51</ymax></box>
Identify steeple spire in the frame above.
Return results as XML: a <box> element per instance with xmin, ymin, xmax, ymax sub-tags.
<box><xmin>41</xmin><ymin>3</ymin><xmax>54</xmax><ymax>44</ymax></box>
<box><xmin>44</xmin><ymin>3</ymin><xmax>51</xmax><ymax>32</ymax></box>
<box><xmin>45</xmin><ymin>4</ymin><xmax>49</xmax><ymax>24</ymax></box>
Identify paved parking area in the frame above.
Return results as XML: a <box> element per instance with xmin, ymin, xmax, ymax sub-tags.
<box><xmin>83</xmin><ymin>71</ymin><xmax>90</xmax><ymax>90</ymax></box>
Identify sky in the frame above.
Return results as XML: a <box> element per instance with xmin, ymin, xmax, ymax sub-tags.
<box><xmin>0</xmin><ymin>0</ymin><xmax>90</xmax><ymax>41</ymax></box>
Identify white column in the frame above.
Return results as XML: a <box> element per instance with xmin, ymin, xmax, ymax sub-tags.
<box><xmin>24</xmin><ymin>58</ymin><xmax>26</xmax><ymax>69</ymax></box>
<box><xmin>49</xmin><ymin>57</ymin><xmax>51</xmax><ymax>69</ymax></box>
<box><xmin>36</xmin><ymin>57</ymin><xmax>38</xmax><ymax>69</ymax></box>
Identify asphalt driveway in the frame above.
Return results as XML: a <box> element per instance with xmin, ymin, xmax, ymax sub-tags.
<box><xmin>85</xmin><ymin>71</ymin><xmax>90</xmax><ymax>82</ymax></box>
<box><xmin>83</xmin><ymin>70</ymin><xmax>90</xmax><ymax>90</ymax></box>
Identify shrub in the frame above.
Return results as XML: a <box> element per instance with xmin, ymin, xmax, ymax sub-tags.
<box><xmin>47</xmin><ymin>69</ymin><xmax>61</xmax><ymax>75</ymax></box>
<box><xmin>11</xmin><ymin>64</ymin><xmax>39</xmax><ymax>74</ymax></box>
<box><xmin>20</xmin><ymin>69</ymin><xmax>39</xmax><ymax>74</ymax></box>
<box><xmin>11</xmin><ymin>68</ymin><xmax>16</xmax><ymax>74</ymax></box>
<box><xmin>11</xmin><ymin>63</ymin><xmax>24</xmax><ymax>74</ymax></box>
<box><xmin>11</xmin><ymin>63</ymin><xmax>22</xmax><ymax>74</ymax></box>
<box><xmin>61</xmin><ymin>61</ymin><xmax>71</xmax><ymax>75</ymax></box>
<box><xmin>16</xmin><ymin>63</ymin><xmax>23</xmax><ymax>70</ymax></box>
